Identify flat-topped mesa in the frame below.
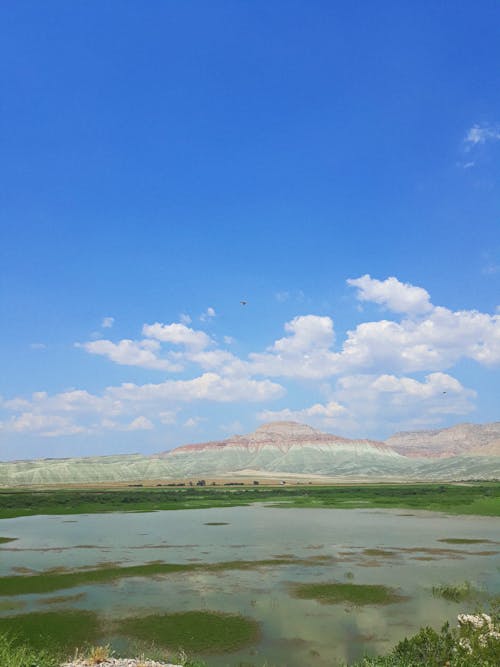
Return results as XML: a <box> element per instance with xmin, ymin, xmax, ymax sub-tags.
<box><xmin>163</xmin><ymin>421</ymin><xmax>390</xmax><ymax>457</ymax></box>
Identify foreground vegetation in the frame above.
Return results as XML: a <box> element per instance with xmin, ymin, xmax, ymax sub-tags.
<box><xmin>0</xmin><ymin>605</ymin><xmax>498</xmax><ymax>666</ymax></box>
<box><xmin>351</xmin><ymin>607</ymin><xmax>500</xmax><ymax>666</ymax></box>
<box><xmin>0</xmin><ymin>481</ymin><xmax>499</xmax><ymax>519</ymax></box>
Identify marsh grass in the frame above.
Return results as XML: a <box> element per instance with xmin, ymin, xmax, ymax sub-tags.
<box><xmin>118</xmin><ymin>610</ymin><xmax>260</xmax><ymax>654</ymax></box>
<box><xmin>203</xmin><ymin>522</ymin><xmax>229</xmax><ymax>525</ymax></box>
<box><xmin>38</xmin><ymin>591</ymin><xmax>86</xmax><ymax>605</ymax></box>
<box><xmin>431</xmin><ymin>581</ymin><xmax>478</xmax><ymax>602</ymax></box>
<box><xmin>290</xmin><ymin>582</ymin><xmax>406</xmax><ymax>605</ymax></box>
<box><xmin>0</xmin><ymin>633</ymin><xmax>58</xmax><ymax>667</ymax></box>
<box><xmin>0</xmin><ymin>599</ymin><xmax>25</xmax><ymax>612</ymax></box>
<box><xmin>438</xmin><ymin>538</ymin><xmax>496</xmax><ymax>545</ymax></box>
<box><xmin>0</xmin><ymin>558</ymin><xmax>302</xmax><ymax>596</ymax></box>
<box><xmin>0</xmin><ymin>610</ymin><xmax>102</xmax><ymax>652</ymax></box>
<box><xmin>363</xmin><ymin>549</ymin><xmax>396</xmax><ymax>557</ymax></box>
<box><xmin>0</xmin><ymin>537</ymin><xmax>17</xmax><ymax>544</ymax></box>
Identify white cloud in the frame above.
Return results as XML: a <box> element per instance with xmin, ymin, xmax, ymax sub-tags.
<box><xmin>200</xmin><ymin>307</ymin><xmax>216</xmax><ymax>321</ymax></box>
<box><xmin>223</xmin><ymin>335</ymin><xmax>235</xmax><ymax>345</ymax></box>
<box><xmin>275</xmin><ymin>291</ymin><xmax>290</xmax><ymax>302</ymax></box>
<box><xmin>333</xmin><ymin>372</ymin><xmax>476</xmax><ymax>432</ymax></box>
<box><xmin>126</xmin><ymin>416</ymin><xmax>154</xmax><ymax>431</ymax></box>
<box><xmin>0</xmin><ymin>371</ymin><xmax>284</xmax><ymax>438</ymax></box>
<box><xmin>258</xmin><ymin>401</ymin><xmax>347</xmax><ymax>428</ymax></box>
<box><xmin>249</xmin><ymin>315</ymin><xmax>337</xmax><ymax>379</ymax></box>
<box><xmin>142</xmin><ymin>322</ymin><xmax>211</xmax><ymax>350</ymax></box>
<box><xmin>102</xmin><ymin>316</ymin><xmax>115</xmax><ymax>329</ymax></box>
<box><xmin>247</xmin><ymin>279</ymin><xmax>500</xmax><ymax>379</ymax></box>
<box><xmin>184</xmin><ymin>416</ymin><xmax>205</xmax><ymax>428</ymax></box>
<box><xmin>107</xmin><ymin>372</ymin><xmax>285</xmax><ymax>404</ymax></box>
<box><xmin>159</xmin><ymin>410</ymin><xmax>179</xmax><ymax>425</ymax></box>
<box><xmin>338</xmin><ymin>306</ymin><xmax>500</xmax><ymax>372</ymax></box>
<box><xmin>180</xmin><ymin>313</ymin><xmax>192</xmax><ymax>325</ymax></box>
<box><xmin>0</xmin><ymin>413</ymin><xmax>86</xmax><ymax>437</ymax></box>
<box><xmin>78</xmin><ymin>339</ymin><xmax>181</xmax><ymax>371</ymax></box>
<box><xmin>347</xmin><ymin>274</ymin><xmax>433</xmax><ymax>315</ymax></box>
<box><xmin>30</xmin><ymin>343</ymin><xmax>47</xmax><ymax>350</ymax></box>
<box><xmin>465</xmin><ymin>123</ymin><xmax>500</xmax><ymax>146</ymax></box>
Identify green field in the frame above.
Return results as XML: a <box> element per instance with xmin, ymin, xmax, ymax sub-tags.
<box><xmin>0</xmin><ymin>482</ymin><xmax>499</xmax><ymax>519</ymax></box>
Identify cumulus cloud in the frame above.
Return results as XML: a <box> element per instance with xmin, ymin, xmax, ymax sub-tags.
<box><xmin>126</xmin><ymin>416</ymin><xmax>154</xmax><ymax>431</ymax></box>
<box><xmin>0</xmin><ymin>413</ymin><xmax>86</xmax><ymax>437</ymax></box>
<box><xmin>142</xmin><ymin>322</ymin><xmax>211</xmax><ymax>350</ymax></box>
<box><xmin>347</xmin><ymin>275</ymin><xmax>433</xmax><ymax>315</ymax></box>
<box><xmin>4</xmin><ymin>274</ymin><xmax>498</xmax><ymax>441</ymax></box>
<box><xmin>257</xmin><ymin>372</ymin><xmax>476</xmax><ymax>435</ymax></box>
<box><xmin>107</xmin><ymin>373</ymin><xmax>285</xmax><ymax>404</ymax></box>
<box><xmin>77</xmin><ymin>339</ymin><xmax>182</xmax><ymax>371</ymax></box>
<box><xmin>249</xmin><ymin>315</ymin><xmax>338</xmax><ymax>379</ymax></box>
<box><xmin>338</xmin><ymin>306</ymin><xmax>500</xmax><ymax>373</ymax></box>
<box><xmin>102</xmin><ymin>316</ymin><xmax>115</xmax><ymax>329</ymax></box>
<box><xmin>0</xmin><ymin>373</ymin><xmax>285</xmax><ymax>437</ymax></box>
<box><xmin>332</xmin><ymin>372</ymin><xmax>476</xmax><ymax>432</ymax></box>
<box><xmin>247</xmin><ymin>277</ymin><xmax>500</xmax><ymax>379</ymax></box>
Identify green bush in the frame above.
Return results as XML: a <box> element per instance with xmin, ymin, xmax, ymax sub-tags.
<box><xmin>352</xmin><ymin>604</ymin><xmax>500</xmax><ymax>666</ymax></box>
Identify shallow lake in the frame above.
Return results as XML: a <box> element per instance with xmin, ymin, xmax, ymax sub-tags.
<box><xmin>1</xmin><ymin>505</ymin><xmax>499</xmax><ymax>666</ymax></box>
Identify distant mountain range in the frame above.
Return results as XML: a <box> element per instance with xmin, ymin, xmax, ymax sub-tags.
<box><xmin>1</xmin><ymin>421</ymin><xmax>499</xmax><ymax>486</ymax></box>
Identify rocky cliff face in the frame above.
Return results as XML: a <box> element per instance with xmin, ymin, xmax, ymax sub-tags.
<box><xmin>386</xmin><ymin>422</ymin><xmax>500</xmax><ymax>458</ymax></box>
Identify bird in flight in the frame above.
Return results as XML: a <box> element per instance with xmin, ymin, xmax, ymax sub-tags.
<box><xmin>240</xmin><ymin>301</ymin><xmax>247</xmax><ymax>306</ymax></box>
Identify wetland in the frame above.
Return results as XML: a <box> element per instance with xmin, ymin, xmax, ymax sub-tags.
<box><xmin>0</xmin><ymin>489</ymin><xmax>499</xmax><ymax>666</ymax></box>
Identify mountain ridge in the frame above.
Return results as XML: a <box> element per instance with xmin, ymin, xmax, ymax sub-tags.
<box><xmin>1</xmin><ymin>421</ymin><xmax>499</xmax><ymax>485</ymax></box>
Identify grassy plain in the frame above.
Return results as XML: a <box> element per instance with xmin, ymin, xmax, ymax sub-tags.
<box><xmin>0</xmin><ymin>482</ymin><xmax>499</xmax><ymax>519</ymax></box>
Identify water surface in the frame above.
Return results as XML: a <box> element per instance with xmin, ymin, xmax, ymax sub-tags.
<box><xmin>1</xmin><ymin>505</ymin><xmax>498</xmax><ymax>666</ymax></box>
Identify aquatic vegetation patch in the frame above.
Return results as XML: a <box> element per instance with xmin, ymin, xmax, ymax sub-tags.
<box><xmin>0</xmin><ymin>558</ymin><xmax>303</xmax><ymax>596</ymax></box>
<box><xmin>438</xmin><ymin>537</ymin><xmax>496</xmax><ymax>545</ymax></box>
<box><xmin>0</xmin><ymin>610</ymin><xmax>101</xmax><ymax>652</ymax></box>
<box><xmin>0</xmin><ymin>537</ymin><xmax>17</xmax><ymax>545</ymax></box>
<box><xmin>290</xmin><ymin>582</ymin><xmax>406</xmax><ymax>605</ymax></box>
<box><xmin>117</xmin><ymin>610</ymin><xmax>260</xmax><ymax>654</ymax></box>
<box><xmin>0</xmin><ymin>599</ymin><xmax>26</xmax><ymax>612</ymax></box>
<box><xmin>362</xmin><ymin>548</ymin><xmax>396</xmax><ymax>557</ymax></box>
<box><xmin>38</xmin><ymin>592</ymin><xmax>86</xmax><ymax>605</ymax></box>
<box><xmin>203</xmin><ymin>522</ymin><xmax>229</xmax><ymax>525</ymax></box>
<box><xmin>432</xmin><ymin>581</ymin><xmax>478</xmax><ymax>602</ymax></box>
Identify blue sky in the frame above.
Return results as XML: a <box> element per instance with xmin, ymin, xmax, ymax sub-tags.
<box><xmin>1</xmin><ymin>2</ymin><xmax>499</xmax><ymax>460</ymax></box>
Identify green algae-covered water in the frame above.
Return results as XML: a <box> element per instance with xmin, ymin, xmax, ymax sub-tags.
<box><xmin>0</xmin><ymin>505</ymin><xmax>499</xmax><ymax>666</ymax></box>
